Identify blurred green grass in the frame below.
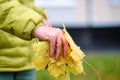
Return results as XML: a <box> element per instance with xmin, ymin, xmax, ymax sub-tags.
<box><xmin>36</xmin><ymin>54</ymin><xmax>120</xmax><ymax>80</ymax></box>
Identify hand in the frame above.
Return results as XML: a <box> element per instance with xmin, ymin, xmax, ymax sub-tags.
<box><xmin>34</xmin><ymin>20</ymin><xmax>68</xmax><ymax>60</ymax></box>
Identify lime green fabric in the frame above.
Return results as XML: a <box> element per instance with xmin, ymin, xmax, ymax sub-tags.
<box><xmin>0</xmin><ymin>0</ymin><xmax>47</xmax><ymax>72</ymax></box>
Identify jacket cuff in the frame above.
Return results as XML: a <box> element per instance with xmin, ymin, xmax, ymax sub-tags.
<box><xmin>31</xmin><ymin>23</ymin><xmax>43</xmax><ymax>38</ymax></box>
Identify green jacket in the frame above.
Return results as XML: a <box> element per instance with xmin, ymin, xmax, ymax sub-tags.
<box><xmin>0</xmin><ymin>0</ymin><xmax>47</xmax><ymax>72</ymax></box>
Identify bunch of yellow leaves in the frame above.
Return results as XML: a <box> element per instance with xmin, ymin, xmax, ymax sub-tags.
<box><xmin>32</xmin><ymin>25</ymin><xmax>85</xmax><ymax>80</ymax></box>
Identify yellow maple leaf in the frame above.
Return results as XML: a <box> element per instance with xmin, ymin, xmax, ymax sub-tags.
<box><xmin>48</xmin><ymin>63</ymin><xmax>66</xmax><ymax>78</ymax></box>
<box><xmin>32</xmin><ymin>42</ymin><xmax>50</xmax><ymax>70</ymax></box>
<box><xmin>63</xmin><ymin>25</ymin><xmax>85</xmax><ymax>62</ymax></box>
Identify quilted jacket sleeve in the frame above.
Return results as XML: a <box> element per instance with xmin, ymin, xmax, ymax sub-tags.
<box><xmin>0</xmin><ymin>0</ymin><xmax>47</xmax><ymax>40</ymax></box>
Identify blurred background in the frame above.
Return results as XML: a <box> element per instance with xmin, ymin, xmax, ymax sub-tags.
<box><xmin>35</xmin><ymin>0</ymin><xmax>120</xmax><ymax>80</ymax></box>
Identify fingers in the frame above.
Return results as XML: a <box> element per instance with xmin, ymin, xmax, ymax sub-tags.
<box><xmin>49</xmin><ymin>37</ymin><xmax>56</xmax><ymax>57</ymax></box>
<box><xmin>49</xmin><ymin>28</ymin><xmax>68</xmax><ymax>60</ymax></box>
<box><xmin>61</xmin><ymin>33</ymin><xmax>68</xmax><ymax>58</ymax></box>
<box><xmin>55</xmin><ymin>30</ymin><xmax>68</xmax><ymax>60</ymax></box>
<box><xmin>55</xmin><ymin>34</ymin><xmax>62</xmax><ymax>60</ymax></box>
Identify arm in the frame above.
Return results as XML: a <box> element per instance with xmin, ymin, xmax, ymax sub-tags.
<box><xmin>0</xmin><ymin>0</ymin><xmax>68</xmax><ymax>60</ymax></box>
<box><xmin>0</xmin><ymin>0</ymin><xmax>46</xmax><ymax>40</ymax></box>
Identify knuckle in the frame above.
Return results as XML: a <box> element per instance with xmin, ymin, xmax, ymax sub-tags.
<box><xmin>56</xmin><ymin>28</ymin><xmax>62</xmax><ymax>32</ymax></box>
<box><xmin>50</xmin><ymin>33</ymin><xmax>57</xmax><ymax>38</ymax></box>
